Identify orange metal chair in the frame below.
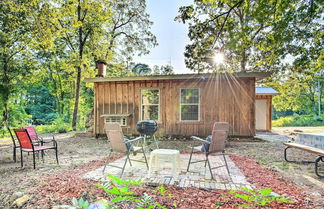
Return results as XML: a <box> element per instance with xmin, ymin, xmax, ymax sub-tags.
<box><xmin>7</xmin><ymin>126</ymin><xmax>20</xmax><ymax>162</ymax></box>
<box><xmin>14</xmin><ymin>128</ymin><xmax>59</xmax><ymax>169</ymax></box>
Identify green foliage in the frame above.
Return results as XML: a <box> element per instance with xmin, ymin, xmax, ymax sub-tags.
<box><xmin>25</xmin><ymin>85</ymin><xmax>58</xmax><ymax>125</ymax></box>
<box><xmin>152</xmin><ymin>65</ymin><xmax>174</xmax><ymax>75</ymax></box>
<box><xmin>63</xmin><ymin>174</ymin><xmax>166</xmax><ymax>209</ymax></box>
<box><xmin>176</xmin><ymin>0</ymin><xmax>323</xmax><ymax>72</ymax></box>
<box><xmin>157</xmin><ymin>185</ymin><xmax>168</xmax><ymax>195</ymax></box>
<box><xmin>71</xmin><ymin>197</ymin><xmax>90</xmax><ymax>209</ymax></box>
<box><xmin>35</xmin><ymin>117</ymin><xmax>71</xmax><ymax>134</ymax></box>
<box><xmin>230</xmin><ymin>187</ymin><xmax>293</xmax><ymax>208</ymax></box>
<box><xmin>272</xmin><ymin>114</ymin><xmax>324</xmax><ymax>127</ymax></box>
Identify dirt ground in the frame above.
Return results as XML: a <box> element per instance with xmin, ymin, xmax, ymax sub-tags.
<box><xmin>0</xmin><ymin>130</ymin><xmax>323</xmax><ymax>208</ymax></box>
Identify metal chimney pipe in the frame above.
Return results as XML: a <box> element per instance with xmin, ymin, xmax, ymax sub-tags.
<box><xmin>96</xmin><ymin>60</ymin><xmax>107</xmax><ymax>77</ymax></box>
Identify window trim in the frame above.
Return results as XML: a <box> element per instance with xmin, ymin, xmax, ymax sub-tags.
<box><xmin>105</xmin><ymin>117</ymin><xmax>127</xmax><ymax>126</ymax></box>
<box><xmin>179</xmin><ymin>88</ymin><xmax>200</xmax><ymax>122</ymax></box>
<box><xmin>140</xmin><ymin>88</ymin><xmax>161</xmax><ymax>121</ymax></box>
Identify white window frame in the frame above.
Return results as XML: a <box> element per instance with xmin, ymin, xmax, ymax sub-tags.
<box><xmin>105</xmin><ymin>117</ymin><xmax>127</xmax><ymax>126</ymax></box>
<box><xmin>180</xmin><ymin>88</ymin><xmax>200</xmax><ymax>122</ymax></box>
<box><xmin>140</xmin><ymin>89</ymin><xmax>160</xmax><ymax>121</ymax></box>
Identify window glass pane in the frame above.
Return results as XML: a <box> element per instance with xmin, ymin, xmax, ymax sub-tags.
<box><xmin>142</xmin><ymin>105</ymin><xmax>159</xmax><ymax>120</ymax></box>
<box><xmin>181</xmin><ymin>105</ymin><xmax>199</xmax><ymax>121</ymax></box>
<box><xmin>181</xmin><ymin>89</ymin><xmax>199</xmax><ymax>104</ymax></box>
<box><xmin>142</xmin><ymin>89</ymin><xmax>159</xmax><ymax>105</ymax></box>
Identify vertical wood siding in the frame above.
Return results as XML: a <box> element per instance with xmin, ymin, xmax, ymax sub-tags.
<box><xmin>94</xmin><ymin>76</ymin><xmax>256</xmax><ymax>137</ymax></box>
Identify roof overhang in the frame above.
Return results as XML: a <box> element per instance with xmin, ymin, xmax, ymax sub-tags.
<box><xmin>256</xmin><ymin>87</ymin><xmax>279</xmax><ymax>95</ymax></box>
<box><xmin>85</xmin><ymin>72</ymin><xmax>271</xmax><ymax>83</ymax></box>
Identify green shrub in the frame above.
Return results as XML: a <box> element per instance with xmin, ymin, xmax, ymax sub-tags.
<box><xmin>272</xmin><ymin>114</ymin><xmax>324</xmax><ymax>127</ymax></box>
<box><xmin>35</xmin><ymin>117</ymin><xmax>71</xmax><ymax>134</ymax></box>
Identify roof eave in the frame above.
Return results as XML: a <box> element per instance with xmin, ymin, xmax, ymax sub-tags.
<box><xmin>84</xmin><ymin>72</ymin><xmax>271</xmax><ymax>83</ymax></box>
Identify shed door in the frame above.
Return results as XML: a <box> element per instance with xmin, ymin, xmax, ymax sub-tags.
<box><xmin>255</xmin><ymin>99</ymin><xmax>267</xmax><ymax>130</ymax></box>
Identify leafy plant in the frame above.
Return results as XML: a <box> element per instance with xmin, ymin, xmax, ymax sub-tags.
<box><xmin>71</xmin><ymin>197</ymin><xmax>90</xmax><ymax>209</ymax></box>
<box><xmin>157</xmin><ymin>185</ymin><xmax>167</xmax><ymax>195</ymax></box>
<box><xmin>62</xmin><ymin>174</ymin><xmax>166</xmax><ymax>209</ymax></box>
<box><xmin>230</xmin><ymin>187</ymin><xmax>293</xmax><ymax>208</ymax></box>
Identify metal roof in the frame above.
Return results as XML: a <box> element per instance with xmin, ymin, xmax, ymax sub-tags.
<box><xmin>85</xmin><ymin>72</ymin><xmax>271</xmax><ymax>83</ymax></box>
<box><xmin>256</xmin><ymin>87</ymin><xmax>278</xmax><ymax>95</ymax></box>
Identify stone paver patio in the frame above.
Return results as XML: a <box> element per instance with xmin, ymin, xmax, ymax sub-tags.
<box><xmin>83</xmin><ymin>153</ymin><xmax>252</xmax><ymax>190</ymax></box>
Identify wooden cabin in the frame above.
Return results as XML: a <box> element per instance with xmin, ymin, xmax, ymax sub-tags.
<box><xmin>85</xmin><ymin>72</ymin><xmax>270</xmax><ymax>137</ymax></box>
<box><xmin>255</xmin><ymin>87</ymin><xmax>278</xmax><ymax>131</ymax></box>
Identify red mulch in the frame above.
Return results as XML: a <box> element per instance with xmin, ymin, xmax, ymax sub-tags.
<box><xmin>26</xmin><ymin>154</ymin><xmax>321</xmax><ymax>209</ymax></box>
<box><xmin>27</xmin><ymin>155</ymin><xmax>122</xmax><ymax>208</ymax></box>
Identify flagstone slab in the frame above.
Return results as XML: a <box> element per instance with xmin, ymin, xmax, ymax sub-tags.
<box><xmin>83</xmin><ymin>153</ymin><xmax>252</xmax><ymax>190</ymax></box>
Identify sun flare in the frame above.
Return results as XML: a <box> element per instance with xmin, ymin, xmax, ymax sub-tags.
<box><xmin>213</xmin><ymin>53</ymin><xmax>225</xmax><ymax>65</ymax></box>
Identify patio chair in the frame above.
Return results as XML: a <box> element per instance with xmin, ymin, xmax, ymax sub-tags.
<box><xmin>14</xmin><ymin>128</ymin><xmax>59</xmax><ymax>169</ymax></box>
<box><xmin>23</xmin><ymin>126</ymin><xmax>54</xmax><ymax>145</ymax></box>
<box><xmin>187</xmin><ymin>122</ymin><xmax>230</xmax><ymax>179</ymax></box>
<box><xmin>7</xmin><ymin>126</ymin><xmax>20</xmax><ymax>162</ymax></box>
<box><xmin>103</xmin><ymin>123</ymin><xmax>148</xmax><ymax>177</ymax></box>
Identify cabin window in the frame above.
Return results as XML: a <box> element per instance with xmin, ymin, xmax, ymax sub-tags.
<box><xmin>180</xmin><ymin>88</ymin><xmax>200</xmax><ymax>121</ymax></box>
<box><xmin>105</xmin><ymin>117</ymin><xmax>127</xmax><ymax>126</ymax></box>
<box><xmin>141</xmin><ymin>89</ymin><xmax>160</xmax><ymax>121</ymax></box>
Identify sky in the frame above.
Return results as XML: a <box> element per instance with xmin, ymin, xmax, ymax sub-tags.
<box><xmin>133</xmin><ymin>0</ymin><xmax>193</xmax><ymax>74</ymax></box>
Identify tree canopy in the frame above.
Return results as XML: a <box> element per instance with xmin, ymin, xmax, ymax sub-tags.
<box><xmin>176</xmin><ymin>0</ymin><xmax>323</xmax><ymax>73</ymax></box>
<box><xmin>0</xmin><ymin>0</ymin><xmax>157</xmax><ymax>129</ymax></box>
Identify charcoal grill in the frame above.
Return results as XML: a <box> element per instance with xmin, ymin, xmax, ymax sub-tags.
<box><xmin>136</xmin><ymin>120</ymin><xmax>158</xmax><ymax>136</ymax></box>
<box><xmin>136</xmin><ymin>120</ymin><xmax>159</xmax><ymax>148</ymax></box>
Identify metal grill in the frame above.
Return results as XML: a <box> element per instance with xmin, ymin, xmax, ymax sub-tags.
<box><xmin>136</xmin><ymin>120</ymin><xmax>157</xmax><ymax>136</ymax></box>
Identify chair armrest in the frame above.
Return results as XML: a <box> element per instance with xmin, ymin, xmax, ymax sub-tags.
<box><xmin>127</xmin><ymin>136</ymin><xmax>144</xmax><ymax>143</ymax></box>
<box><xmin>191</xmin><ymin>136</ymin><xmax>210</xmax><ymax>144</ymax></box>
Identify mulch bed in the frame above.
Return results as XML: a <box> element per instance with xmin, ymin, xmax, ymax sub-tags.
<box><xmin>26</xmin><ymin>154</ymin><xmax>321</xmax><ymax>209</ymax></box>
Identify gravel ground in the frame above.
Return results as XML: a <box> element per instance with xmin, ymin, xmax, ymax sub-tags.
<box><xmin>0</xmin><ymin>132</ymin><xmax>323</xmax><ymax>208</ymax></box>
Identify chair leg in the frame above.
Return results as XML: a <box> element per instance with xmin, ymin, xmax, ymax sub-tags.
<box><xmin>41</xmin><ymin>150</ymin><xmax>44</xmax><ymax>163</ymax></box>
<box><xmin>13</xmin><ymin>147</ymin><xmax>16</xmax><ymax>162</ymax></box>
<box><xmin>127</xmin><ymin>154</ymin><xmax>132</xmax><ymax>166</ymax></box>
<box><xmin>222</xmin><ymin>153</ymin><xmax>230</xmax><ymax>177</ymax></box>
<box><xmin>204</xmin><ymin>153</ymin><xmax>208</xmax><ymax>167</ymax></box>
<box><xmin>142</xmin><ymin>146</ymin><xmax>149</xmax><ymax>169</ymax></box>
<box><xmin>120</xmin><ymin>153</ymin><xmax>129</xmax><ymax>177</ymax></box>
<box><xmin>102</xmin><ymin>150</ymin><xmax>112</xmax><ymax>174</ymax></box>
<box><xmin>20</xmin><ymin>149</ymin><xmax>23</xmax><ymax>168</ymax></box>
<box><xmin>33</xmin><ymin>151</ymin><xmax>36</xmax><ymax>169</ymax></box>
<box><xmin>187</xmin><ymin>145</ymin><xmax>194</xmax><ymax>172</ymax></box>
<box><xmin>55</xmin><ymin>148</ymin><xmax>59</xmax><ymax>164</ymax></box>
<box><xmin>206</xmin><ymin>154</ymin><xmax>214</xmax><ymax>179</ymax></box>
<box><xmin>315</xmin><ymin>156</ymin><xmax>323</xmax><ymax>178</ymax></box>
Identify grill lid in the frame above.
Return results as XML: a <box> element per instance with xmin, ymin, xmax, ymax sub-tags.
<box><xmin>136</xmin><ymin>120</ymin><xmax>157</xmax><ymax>136</ymax></box>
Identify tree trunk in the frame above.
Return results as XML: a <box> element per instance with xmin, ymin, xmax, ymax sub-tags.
<box><xmin>71</xmin><ymin>0</ymin><xmax>83</xmax><ymax>131</ymax></box>
<box><xmin>2</xmin><ymin>100</ymin><xmax>9</xmax><ymax>127</ymax></box>
<box><xmin>1</xmin><ymin>60</ymin><xmax>10</xmax><ymax>127</ymax></box>
<box><xmin>72</xmin><ymin>66</ymin><xmax>82</xmax><ymax>130</ymax></box>
<box><xmin>241</xmin><ymin>49</ymin><xmax>246</xmax><ymax>72</ymax></box>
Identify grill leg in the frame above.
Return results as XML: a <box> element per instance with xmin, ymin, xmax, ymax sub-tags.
<box><xmin>153</xmin><ymin>135</ymin><xmax>159</xmax><ymax>149</ymax></box>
